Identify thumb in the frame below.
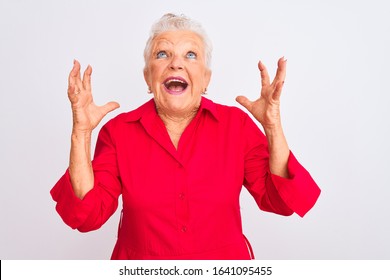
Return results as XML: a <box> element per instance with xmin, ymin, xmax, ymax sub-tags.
<box><xmin>101</xmin><ymin>101</ymin><xmax>120</xmax><ymax>116</ymax></box>
<box><xmin>235</xmin><ymin>95</ymin><xmax>252</xmax><ymax>111</ymax></box>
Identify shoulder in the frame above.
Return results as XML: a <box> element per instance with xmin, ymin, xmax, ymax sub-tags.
<box><xmin>114</xmin><ymin>99</ymin><xmax>155</xmax><ymax>122</ymax></box>
<box><xmin>217</xmin><ymin>103</ymin><xmax>248</xmax><ymax>119</ymax></box>
<box><xmin>203</xmin><ymin>98</ymin><xmax>266</xmax><ymax>148</ymax></box>
<box><xmin>103</xmin><ymin>99</ymin><xmax>155</xmax><ymax>127</ymax></box>
<box><xmin>95</xmin><ymin>99</ymin><xmax>155</xmax><ymax>141</ymax></box>
<box><xmin>202</xmin><ymin>97</ymin><xmax>250</xmax><ymax>122</ymax></box>
<box><xmin>203</xmin><ymin>97</ymin><xmax>263</xmax><ymax>137</ymax></box>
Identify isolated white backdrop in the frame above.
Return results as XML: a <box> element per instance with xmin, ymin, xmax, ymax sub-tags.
<box><xmin>0</xmin><ymin>0</ymin><xmax>389</xmax><ymax>259</ymax></box>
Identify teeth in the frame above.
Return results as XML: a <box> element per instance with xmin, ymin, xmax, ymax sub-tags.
<box><xmin>166</xmin><ymin>79</ymin><xmax>186</xmax><ymax>84</ymax></box>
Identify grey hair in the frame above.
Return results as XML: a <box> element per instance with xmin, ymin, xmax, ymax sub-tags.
<box><xmin>143</xmin><ymin>13</ymin><xmax>213</xmax><ymax>69</ymax></box>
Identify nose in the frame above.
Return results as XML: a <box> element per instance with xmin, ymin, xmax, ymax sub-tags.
<box><xmin>169</xmin><ymin>55</ymin><xmax>184</xmax><ymax>70</ymax></box>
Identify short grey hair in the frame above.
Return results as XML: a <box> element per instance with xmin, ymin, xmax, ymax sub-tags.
<box><xmin>143</xmin><ymin>13</ymin><xmax>213</xmax><ymax>69</ymax></box>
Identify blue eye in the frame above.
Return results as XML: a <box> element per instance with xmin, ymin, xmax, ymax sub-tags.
<box><xmin>186</xmin><ymin>51</ymin><xmax>197</xmax><ymax>59</ymax></box>
<box><xmin>156</xmin><ymin>51</ymin><xmax>168</xmax><ymax>59</ymax></box>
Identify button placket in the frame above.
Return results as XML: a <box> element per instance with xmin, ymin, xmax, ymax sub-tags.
<box><xmin>175</xmin><ymin>163</ymin><xmax>189</xmax><ymax>235</ymax></box>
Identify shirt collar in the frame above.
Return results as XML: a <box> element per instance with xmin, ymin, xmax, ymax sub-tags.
<box><xmin>199</xmin><ymin>96</ymin><xmax>219</xmax><ymax>122</ymax></box>
<box><xmin>124</xmin><ymin>96</ymin><xmax>219</xmax><ymax>123</ymax></box>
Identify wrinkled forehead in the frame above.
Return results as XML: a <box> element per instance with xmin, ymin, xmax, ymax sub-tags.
<box><xmin>151</xmin><ymin>30</ymin><xmax>205</xmax><ymax>52</ymax></box>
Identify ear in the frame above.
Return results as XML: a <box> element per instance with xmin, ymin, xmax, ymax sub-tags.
<box><xmin>203</xmin><ymin>68</ymin><xmax>212</xmax><ymax>89</ymax></box>
<box><xmin>143</xmin><ymin>67</ymin><xmax>151</xmax><ymax>88</ymax></box>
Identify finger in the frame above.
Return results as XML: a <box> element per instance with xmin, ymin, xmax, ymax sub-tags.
<box><xmin>68</xmin><ymin>60</ymin><xmax>83</xmax><ymax>93</ymax></box>
<box><xmin>258</xmin><ymin>60</ymin><xmax>270</xmax><ymax>87</ymax></box>
<box><xmin>82</xmin><ymin>65</ymin><xmax>92</xmax><ymax>91</ymax></box>
<box><xmin>272</xmin><ymin>57</ymin><xmax>287</xmax><ymax>86</ymax></box>
<box><xmin>68</xmin><ymin>61</ymin><xmax>78</xmax><ymax>99</ymax></box>
<box><xmin>272</xmin><ymin>80</ymin><xmax>284</xmax><ymax>101</ymax></box>
<box><xmin>101</xmin><ymin>101</ymin><xmax>120</xmax><ymax>116</ymax></box>
<box><xmin>235</xmin><ymin>95</ymin><xmax>252</xmax><ymax>111</ymax></box>
<box><xmin>68</xmin><ymin>60</ymin><xmax>78</xmax><ymax>88</ymax></box>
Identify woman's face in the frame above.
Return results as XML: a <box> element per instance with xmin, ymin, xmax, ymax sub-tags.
<box><xmin>144</xmin><ymin>30</ymin><xmax>211</xmax><ymax>116</ymax></box>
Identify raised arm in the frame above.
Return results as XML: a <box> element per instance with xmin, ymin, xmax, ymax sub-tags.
<box><xmin>67</xmin><ymin>60</ymin><xmax>120</xmax><ymax>198</ymax></box>
<box><xmin>236</xmin><ymin>57</ymin><xmax>289</xmax><ymax>178</ymax></box>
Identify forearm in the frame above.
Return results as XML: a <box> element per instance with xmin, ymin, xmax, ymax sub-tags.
<box><xmin>264</xmin><ymin>124</ymin><xmax>290</xmax><ymax>178</ymax></box>
<box><xmin>69</xmin><ymin>130</ymin><xmax>94</xmax><ymax>199</ymax></box>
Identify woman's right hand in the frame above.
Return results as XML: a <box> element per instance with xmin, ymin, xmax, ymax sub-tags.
<box><xmin>68</xmin><ymin>60</ymin><xmax>120</xmax><ymax>134</ymax></box>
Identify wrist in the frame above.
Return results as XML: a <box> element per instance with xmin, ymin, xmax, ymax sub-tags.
<box><xmin>263</xmin><ymin>122</ymin><xmax>283</xmax><ymax>137</ymax></box>
<box><xmin>71</xmin><ymin>128</ymin><xmax>92</xmax><ymax>139</ymax></box>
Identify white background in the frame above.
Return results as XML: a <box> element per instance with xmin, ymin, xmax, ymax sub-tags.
<box><xmin>0</xmin><ymin>0</ymin><xmax>389</xmax><ymax>259</ymax></box>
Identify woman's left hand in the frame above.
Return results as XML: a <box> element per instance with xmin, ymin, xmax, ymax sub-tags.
<box><xmin>236</xmin><ymin>57</ymin><xmax>287</xmax><ymax>130</ymax></box>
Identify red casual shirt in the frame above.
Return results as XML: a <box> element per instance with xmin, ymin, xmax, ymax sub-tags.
<box><xmin>51</xmin><ymin>97</ymin><xmax>320</xmax><ymax>259</ymax></box>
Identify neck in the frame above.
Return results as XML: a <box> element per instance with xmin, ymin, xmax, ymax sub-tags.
<box><xmin>157</xmin><ymin>106</ymin><xmax>200</xmax><ymax>149</ymax></box>
<box><xmin>158</xmin><ymin>107</ymin><xmax>198</xmax><ymax>126</ymax></box>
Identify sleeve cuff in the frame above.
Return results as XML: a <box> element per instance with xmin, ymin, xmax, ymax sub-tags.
<box><xmin>270</xmin><ymin>151</ymin><xmax>321</xmax><ymax>217</ymax></box>
<box><xmin>50</xmin><ymin>170</ymin><xmax>97</xmax><ymax>229</ymax></box>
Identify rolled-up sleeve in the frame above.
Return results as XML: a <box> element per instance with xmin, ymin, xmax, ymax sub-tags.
<box><xmin>50</xmin><ymin>120</ymin><xmax>122</xmax><ymax>232</ymax></box>
<box><xmin>242</xmin><ymin>114</ymin><xmax>320</xmax><ymax>217</ymax></box>
<box><xmin>269</xmin><ymin>151</ymin><xmax>321</xmax><ymax>217</ymax></box>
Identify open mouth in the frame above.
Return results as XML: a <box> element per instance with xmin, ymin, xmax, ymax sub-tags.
<box><xmin>163</xmin><ymin>77</ymin><xmax>188</xmax><ymax>95</ymax></box>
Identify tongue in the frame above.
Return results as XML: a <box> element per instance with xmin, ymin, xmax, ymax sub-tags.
<box><xmin>169</xmin><ymin>85</ymin><xmax>185</xmax><ymax>91</ymax></box>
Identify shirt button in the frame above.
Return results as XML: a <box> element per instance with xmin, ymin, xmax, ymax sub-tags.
<box><xmin>179</xmin><ymin>193</ymin><xmax>185</xmax><ymax>200</ymax></box>
<box><xmin>181</xmin><ymin>226</ymin><xmax>187</xmax><ymax>233</ymax></box>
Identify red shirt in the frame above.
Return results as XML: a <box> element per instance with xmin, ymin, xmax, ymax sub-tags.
<box><xmin>51</xmin><ymin>97</ymin><xmax>320</xmax><ymax>259</ymax></box>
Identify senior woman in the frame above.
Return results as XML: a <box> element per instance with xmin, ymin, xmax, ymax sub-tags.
<box><xmin>51</xmin><ymin>13</ymin><xmax>320</xmax><ymax>259</ymax></box>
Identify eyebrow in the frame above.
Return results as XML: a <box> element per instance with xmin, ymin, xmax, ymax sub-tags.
<box><xmin>151</xmin><ymin>39</ymin><xmax>203</xmax><ymax>59</ymax></box>
<box><xmin>153</xmin><ymin>38</ymin><xmax>202</xmax><ymax>49</ymax></box>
